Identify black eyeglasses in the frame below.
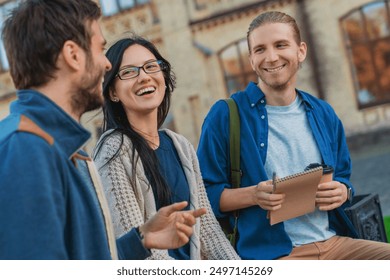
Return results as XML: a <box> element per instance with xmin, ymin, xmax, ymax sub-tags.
<box><xmin>116</xmin><ymin>60</ymin><xmax>165</xmax><ymax>80</ymax></box>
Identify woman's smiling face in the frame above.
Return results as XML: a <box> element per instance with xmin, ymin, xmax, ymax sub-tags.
<box><xmin>110</xmin><ymin>44</ymin><xmax>166</xmax><ymax>121</ymax></box>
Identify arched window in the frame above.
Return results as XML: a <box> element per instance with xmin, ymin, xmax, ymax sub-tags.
<box><xmin>218</xmin><ymin>38</ymin><xmax>257</xmax><ymax>96</ymax></box>
<box><xmin>340</xmin><ymin>0</ymin><xmax>390</xmax><ymax>109</ymax></box>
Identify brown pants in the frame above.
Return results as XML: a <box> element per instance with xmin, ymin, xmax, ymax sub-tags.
<box><xmin>278</xmin><ymin>236</ymin><xmax>390</xmax><ymax>260</ymax></box>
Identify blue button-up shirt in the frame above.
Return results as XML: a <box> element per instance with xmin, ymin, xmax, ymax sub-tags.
<box><xmin>197</xmin><ymin>82</ymin><xmax>357</xmax><ymax>259</ymax></box>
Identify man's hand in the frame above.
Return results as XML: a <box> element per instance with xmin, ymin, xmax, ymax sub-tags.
<box><xmin>139</xmin><ymin>201</ymin><xmax>206</xmax><ymax>249</ymax></box>
<box><xmin>253</xmin><ymin>180</ymin><xmax>285</xmax><ymax>211</ymax></box>
<box><xmin>316</xmin><ymin>181</ymin><xmax>348</xmax><ymax>211</ymax></box>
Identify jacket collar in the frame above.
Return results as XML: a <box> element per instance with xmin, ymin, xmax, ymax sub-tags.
<box><xmin>11</xmin><ymin>90</ymin><xmax>91</xmax><ymax>159</ymax></box>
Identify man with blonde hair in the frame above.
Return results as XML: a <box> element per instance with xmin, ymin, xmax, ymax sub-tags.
<box><xmin>198</xmin><ymin>11</ymin><xmax>390</xmax><ymax>260</ymax></box>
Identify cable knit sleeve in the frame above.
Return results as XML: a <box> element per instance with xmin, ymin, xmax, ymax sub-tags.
<box><xmin>164</xmin><ymin>130</ymin><xmax>240</xmax><ymax>260</ymax></box>
<box><xmin>192</xmin><ymin>143</ymin><xmax>241</xmax><ymax>260</ymax></box>
<box><xmin>93</xmin><ymin>131</ymin><xmax>174</xmax><ymax>260</ymax></box>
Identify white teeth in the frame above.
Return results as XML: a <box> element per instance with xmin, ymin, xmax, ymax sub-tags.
<box><xmin>266</xmin><ymin>65</ymin><xmax>284</xmax><ymax>73</ymax></box>
<box><xmin>136</xmin><ymin>86</ymin><xmax>155</xmax><ymax>96</ymax></box>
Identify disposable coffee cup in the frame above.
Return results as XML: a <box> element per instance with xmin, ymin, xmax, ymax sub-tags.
<box><xmin>305</xmin><ymin>163</ymin><xmax>334</xmax><ymax>184</ymax></box>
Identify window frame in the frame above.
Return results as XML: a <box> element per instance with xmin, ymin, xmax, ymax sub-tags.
<box><xmin>340</xmin><ymin>0</ymin><xmax>390</xmax><ymax>109</ymax></box>
<box><xmin>218</xmin><ymin>38</ymin><xmax>257</xmax><ymax>97</ymax></box>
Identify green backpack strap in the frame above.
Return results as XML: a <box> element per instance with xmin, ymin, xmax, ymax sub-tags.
<box><xmin>225</xmin><ymin>98</ymin><xmax>241</xmax><ymax>189</ymax></box>
<box><xmin>223</xmin><ymin>98</ymin><xmax>241</xmax><ymax>248</ymax></box>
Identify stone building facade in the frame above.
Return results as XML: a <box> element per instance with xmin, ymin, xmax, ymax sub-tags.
<box><xmin>1</xmin><ymin>0</ymin><xmax>390</xmax><ymax>153</ymax></box>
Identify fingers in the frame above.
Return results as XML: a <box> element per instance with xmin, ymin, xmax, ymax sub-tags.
<box><xmin>316</xmin><ymin>181</ymin><xmax>346</xmax><ymax>211</ymax></box>
<box><xmin>257</xmin><ymin>180</ymin><xmax>273</xmax><ymax>193</ymax></box>
<box><xmin>175</xmin><ymin>222</ymin><xmax>193</xmax><ymax>241</ymax></box>
<box><xmin>175</xmin><ymin>232</ymin><xmax>190</xmax><ymax>247</ymax></box>
<box><xmin>266</xmin><ymin>204</ymin><xmax>283</xmax><ymax>212</ymax></box>
<box><xmin>253</xmin><ymin>182</ymin><xmax>285</xmax><ymax>210</ymax></box>
<box><xmin>317</xmin><ymin>182</ymin><xmax>344</xmax><ymax>198</ymax></box>
<box><xmin>254</xmin><ymin>194</ymin><xmax>285</xmax><ymax>210</ymax></box>
<box><xmin>317</xmin><ymin>202</ymin><xmax>341</xmax><ymax>211</ymax></box>
<box><xmin>179</xmin><ymin>208</ymin><xmax>206</xmax><ymax>225</ymax></box>
<box><xmin>172</xmin><ymin>220</ymin><xmax>196</xmax><ymax>248</ymax></box>
<box><xmin>160</xmin><ymin>201</ymin><xmax>188</xmax><ymax>216</ymax></box>
<box><xmin>178</xmin><ymin>212</ymin><xmax>196</xmax><ymax>227</ymax></box>
<box><xmin>190</xmin><ymin>207</ymin><xmax>207</xmax><ymax>218</ymax></box>
<box><xmin>316</xmin><ymin>194</ymin><xmax>344</xmax><ymax>208</ymax></box>
<box><xmin>318</xmin><ymin>181</ymin><xmax>343</xmax><ymax>191</ymax></box>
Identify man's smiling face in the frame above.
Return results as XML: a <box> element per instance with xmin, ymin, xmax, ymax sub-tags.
<box><xmin>248</xmin><ymin>22</ymin><xmax>307</xmax><ymax>92</ymax></box>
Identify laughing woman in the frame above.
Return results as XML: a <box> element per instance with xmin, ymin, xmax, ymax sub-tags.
<box><xmin>93</xmin><ymin>36</ymin><xmax>239</xmax><ymax>260</ymax></box>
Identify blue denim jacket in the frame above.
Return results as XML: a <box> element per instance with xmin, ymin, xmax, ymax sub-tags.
<box><xmin>197</xmin><ymin>82</ymin><xmax>358</xmax><ymax>260</ymax></box>
<box><xmin>0</xmin><ymin>90</ymin><xmax>150</xmax><ymax>259</ymax></box>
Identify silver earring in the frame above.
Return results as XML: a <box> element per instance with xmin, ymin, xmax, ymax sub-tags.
<box><xmin>112</xmin><ymin>97</ymin><xmax>119</xmax><ymax>102</ymax></box>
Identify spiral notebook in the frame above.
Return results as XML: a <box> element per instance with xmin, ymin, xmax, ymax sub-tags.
<box><xmin>269</xmin><ymin>166</ymin><xmax>323</xmax><ymax>225</ymax></box>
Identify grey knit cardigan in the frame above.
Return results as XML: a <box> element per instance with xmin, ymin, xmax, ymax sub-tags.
<box><xmin>93</xmin><ymin>129</ymin><xmax>240</xmax><ymax>260</ymax></box>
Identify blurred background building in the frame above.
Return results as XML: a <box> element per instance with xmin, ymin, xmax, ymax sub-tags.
<box><xmin>0</xmin><ymin>0</ymin><xmax>389</xmax><ymax>214</ymax></box>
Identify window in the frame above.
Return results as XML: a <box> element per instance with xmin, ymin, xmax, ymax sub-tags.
<box><xmin>0</xmin><ymin>0</ymin><xmax>20</xmax><ymax>72</ymax></box>
<box><xmin>341</xmin><ymin>0</ymin><xmax>390</xmax><ymax>108</ymax></box>
<box><xmin>218</xmin><ymin>38</ymin><xmax>257</xmax><ymax>96</ymax></box>
<box><xmin>100</xmin><ymin>0</ymin><xmax>150</xmax><ymax>17</ymax></box>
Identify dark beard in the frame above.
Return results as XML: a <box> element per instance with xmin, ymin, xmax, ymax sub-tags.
<box><xmin>71</xmin><ymin>47</ymin><xmax>105</xmax><ymax>117</ymax></box>
<box><xmin>75</xmin><ymin>87</ymin><xmax>102</xmax><ymax>113</ymax></box>
<box><xmin>71</xmin><ymin>60</ymin><xmax>104</xmax><ymax>116</ymax></box>
<box><xmin>70</xmin><ymin>79</ymin><xmax>103</xmax><ymax>118</ymax></box>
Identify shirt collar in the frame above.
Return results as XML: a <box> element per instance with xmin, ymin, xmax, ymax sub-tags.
<box><xmin>245</xmin><ymin>81</ymin><xmax>314</xmax><ymax>110</ymax></box>
<box><xmin>296</xmin><ymin>89</ymin><xmax>314</xmax><ymax>110</ymax></box>
<box><xmin>246</xmin><ymin>82</ymin><xmax>265</xmax><ymax>107</ymax></box>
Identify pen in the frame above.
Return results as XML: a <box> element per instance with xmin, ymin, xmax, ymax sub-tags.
<box><xmin>272</xmin><ymin>171</ymin><xmax>276</xmax><ymax>193</ymax></box>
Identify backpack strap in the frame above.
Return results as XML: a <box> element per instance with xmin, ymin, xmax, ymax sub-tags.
<box><xmin>223</xmin><ymin>98</ymin><xmax>241</xmax><ymax>248</ymax></box>
<box><xmin>225</xmin><ymin>98</ymin><xmax>241</xmax><ymax>189</ymax></box>
<box><xmin>17</xmin><ymin>115</ymin><xmax>54</xmax><ymax>145</ymax></box>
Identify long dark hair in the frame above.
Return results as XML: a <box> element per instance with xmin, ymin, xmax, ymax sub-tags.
<box><xmin>95</xmin><ymin>35</ymin><xmax>176</xmax><ymax>207</ymax></box>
